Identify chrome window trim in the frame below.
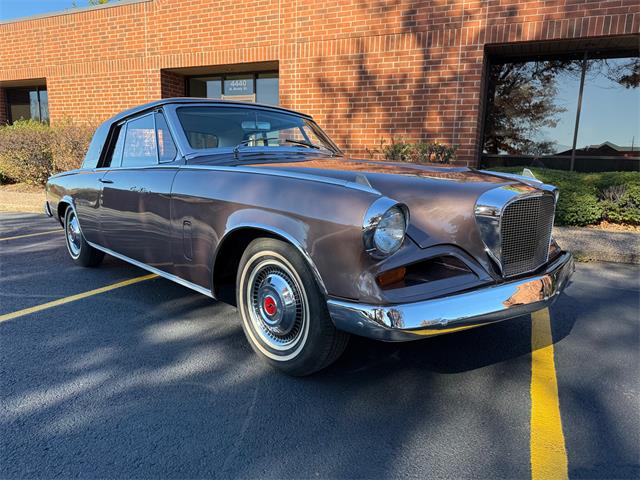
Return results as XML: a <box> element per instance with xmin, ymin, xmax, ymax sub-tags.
<box><xmin>154</xmin><ymin>110</ymin><xmax>181</xmax><ymax>164</ymax></box>
<box><xmin>163</xmin><ymin>103</ymin><xmax>342</xmax><ymax>157</ymax></box>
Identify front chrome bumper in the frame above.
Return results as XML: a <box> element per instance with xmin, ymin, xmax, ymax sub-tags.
<box><xmin>327</xmin><ymin>251</ymin><xmax>574</xmax><ymax>341</ymax></box>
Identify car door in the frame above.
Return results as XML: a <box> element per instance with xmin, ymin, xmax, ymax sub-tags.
<box><xmin>99</xmin><ymin>111</ymin><xmax>180</xmax><ymax>271</ymax></box>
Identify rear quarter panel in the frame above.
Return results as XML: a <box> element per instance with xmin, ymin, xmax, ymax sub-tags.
<box><xmin>46</xmin><ymin>169</ymin><xmax>102</xmax><ymax>244</ymax></box>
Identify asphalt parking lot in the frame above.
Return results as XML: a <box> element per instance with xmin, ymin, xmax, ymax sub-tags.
<box><xmin>1</xmin><ymin>212</ymin><xmax>638</xmax><ymax>479</ymax></box>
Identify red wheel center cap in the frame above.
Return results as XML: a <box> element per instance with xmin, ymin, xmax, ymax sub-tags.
<box><xmin>263</xmin><ymin>296</ymin><xmax>278</xmax><ymax>316</ymax></box>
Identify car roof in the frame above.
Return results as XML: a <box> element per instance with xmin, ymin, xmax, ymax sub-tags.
<box><xmin>109</xmin><ymin>98</ymin><xmax>313</xmax><ymax>124</ymax></box>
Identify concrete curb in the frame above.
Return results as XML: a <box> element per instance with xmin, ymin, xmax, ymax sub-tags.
<box><xmin>553</xmin><ymin>227</ymin><xmax>640</xmax><ymax>264</ymax></box>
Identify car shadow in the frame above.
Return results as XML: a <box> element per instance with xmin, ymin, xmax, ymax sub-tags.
<box><xmin>0</xmin><ymin>255</ymin><xmax>580</xmax><ymax>478</ymax></box>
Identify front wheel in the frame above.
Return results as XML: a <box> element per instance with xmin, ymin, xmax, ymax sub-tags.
<box><xmin>64</xmin><ymin>206</ymin><xmax>104</xmax><ymax>267</ymax></box>
<box><xmin>236</xmin><ymin>238</ymin><xmax>349</xmax><ymax>376</ymax></box>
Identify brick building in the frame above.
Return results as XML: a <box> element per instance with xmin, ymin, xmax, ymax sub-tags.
<box><xmin>0</xmin><ymin>0</ymin><xmax>638</xmax><ymax>168</ymax></box>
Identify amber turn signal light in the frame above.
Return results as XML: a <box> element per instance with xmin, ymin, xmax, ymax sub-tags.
<box><xmin>376</xmin><ymin>267</ymin><xmax>406</xmax><ymax>288</ymax></box>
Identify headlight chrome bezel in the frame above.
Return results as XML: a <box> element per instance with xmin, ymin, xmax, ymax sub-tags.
<box><xmin>362</xmin><ymin>197</ymin><xmax>409</xmax><ymax>259</ymax></box>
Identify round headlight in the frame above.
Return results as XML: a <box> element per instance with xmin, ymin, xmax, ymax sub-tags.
<box><xmin>363</xmin><ymin>199</ymin><xmax>409</xmax><ymax>258</ymax></box>
<box><xmin>373</xmin><ymin>206</ymin><xmax>407</xmax><ymax>255</ymax></box>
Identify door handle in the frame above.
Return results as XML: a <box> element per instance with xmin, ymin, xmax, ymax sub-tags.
<box><xmin>99</xmin><ymin>178</ymin><xmax>114</xmax><ymax>184</ymax></box>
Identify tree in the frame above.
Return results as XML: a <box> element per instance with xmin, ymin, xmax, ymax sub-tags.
<box><xmin>483</xmin><ymin>60</ymin><xmax>581</xmax><ymax>156</ymax></box>
<box><xmin>483</xmin><ymin>57</ymin><xmax>638</xmax><ymax>156</ymax></box>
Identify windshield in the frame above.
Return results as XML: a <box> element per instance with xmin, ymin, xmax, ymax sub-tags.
<box><xmin>176</xmin><ymin>106</ymin><xmax>341</xmax><ymax>155</ymax></box>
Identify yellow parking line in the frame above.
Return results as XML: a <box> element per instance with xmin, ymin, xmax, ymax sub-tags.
<box><xmin>530</xmin><ymin>308</ymin><xmax>568</xmax><ymax>480</ymax></box>
<box><xmin>0</xmin><ymin>229</ymin><xmax>61</xmax><ymax>242</ymax></box>
<box><xmin>0</xmin><ymin>273</ymin><xmax>158</xmax><ymax>323</ymax></box>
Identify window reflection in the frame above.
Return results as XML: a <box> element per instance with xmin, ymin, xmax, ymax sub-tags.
<box><xmin>6</xmin><ymin>86</ymin><xmax>48</xmax><ymax>123</ymax></box>
<box><xmin>122</xmin><ymin>114</ymin><xmax>157</xmax><ymax>167</ymax></box>
<box><xmin>482</xmin><ymin>53</ymin><xmax>639</xmax><ymax>169</ymax></box>
<box><xmin>188</xmin><ymin>72</ymin><xmax>279</xmax><ymax>105</ymax></box>
<box><xmin>576</xmin><ymin>57</ymin><xmax>639</xmax><ymax>158</ymax></box>
<box><xmin>257</xmin><ymin>73</ymin><xmax>279</xmax><ymax>105</ymax></box>
<box><xmin>484</xmin><ymin>60</ymin><xmax>582</xmax><ymax>156</ymax></box>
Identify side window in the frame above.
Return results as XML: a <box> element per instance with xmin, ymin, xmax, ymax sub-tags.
<box><xmin>121</xmin><ymin>114</ymin><xmax>157</xmax><ymax>167</ymax></box>
<box><xmin>155</xmin><ymin>112</ymin><xmax>178</xmax><ymax>162</ymax></box>
<box><xmin>105</xmin><ymin>124</ymin><xmax>126</xmax><ymax>167</ymax></box>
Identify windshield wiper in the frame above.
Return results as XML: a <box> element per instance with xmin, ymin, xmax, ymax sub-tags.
<box><xmin>284</xmin><ymin>139</ymin><xmax>336</xmax><ymax>156</ymax></box>
<box><xmin>232</xmin><ymin>139</ymin><xmax>253</xmax><ymax>155</ymax></box>
<box><xmin>234</xmin><ymin>138</ymin><xmax>334</xmax><ymax>157</ymax></box>
<box><xmin>284</xmin><ymin>139</ymin><xmax>322</xmax><ymax>150</ymax></box>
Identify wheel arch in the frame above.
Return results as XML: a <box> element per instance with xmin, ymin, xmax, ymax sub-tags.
<box><xmin>56</xmin><ymin>195</ymin><xmax>75</xmax><ymax>227</ymax></box>
<box><xmin>212</xmin><ymin>224</ymin><xmax>327</xmax><ymax>306</ymax></box>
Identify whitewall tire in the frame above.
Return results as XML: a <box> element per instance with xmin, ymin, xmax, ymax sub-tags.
<box><xmin>236</xmin><ymin>238</ymin><xmax>349</xmax><ymax>376</ymax></box>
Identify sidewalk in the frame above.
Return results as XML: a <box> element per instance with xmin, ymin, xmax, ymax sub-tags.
<box><xmin>0</xmin><ymin>186</ymin><xmax>44</xmax><ymax>214</ymax></box>
<box><xmin>554</xmin><ymin>227</ymin><xmax>640</xmax><ymax>264</ymax></box>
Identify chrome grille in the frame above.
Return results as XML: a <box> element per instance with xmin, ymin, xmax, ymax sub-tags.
<box><xmin>500</xmin><ymin>194</ymin><xmax>555</xmax><ymax>277</ymax></box>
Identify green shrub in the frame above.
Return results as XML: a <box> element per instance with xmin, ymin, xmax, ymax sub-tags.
<box><xmin>0</xmin><ymin>120</ymin><xmax>54</xmax><ymax>186</ymax></box>
<box><xmin>555</xmin><ymin>191</ymin><xmax>603</xmax><ymax>226</ymax></box>
<box><xmin>51</xmin><ymin>120</ymin><xmax>95</xmax><ymax>173</ymax></box>
<box><xmin>409</xmin><ymin>141</ymin><xmax>456</xmax><ymax>164</ymax></box>
<box><xmin>383</xmin><ymin>138</ymin><xmax>412</xmax><ymax>162</ymax></box>
<box><xmin>367</xmin><ymin>138</ymin><xmax>456</xmax><ymax>164</ymax></box>
<box><xmin>0</xmin><ymin>119</ymin><xmax>94</xmax><ymax>186</ymax></box>
<box><xmin>487</xmin><ymin>167</ymin><xmax>640</xmax><ymax>226</ymax></box>
<box><xmin>601</xmin><ymin>184</ymin><xmax>640</xmax><ymax>225</ymax></box>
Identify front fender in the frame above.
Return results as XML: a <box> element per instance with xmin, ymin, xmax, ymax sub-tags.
<box><xmin>218</xmin><ymin>208</ymin><xmax>326</xmax><ymax>294</ymax></box>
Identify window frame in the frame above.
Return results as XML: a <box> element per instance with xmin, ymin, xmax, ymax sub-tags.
<box><xmin>99</xmin><ymin>108</ymin><xmax>182</xmax><ymax>169</ymax></box>
<box><xmin>479</xmin><ymin>48</ymin><xmax>639</xmax><ymax>170</ymax></box>
<box><xmin>186</xmin><ymin>71</ymin><xmax>279</xmax><ymax>105</ymax></box>
<box><xmin>172</xmin><ymin>104</ymin><xmax>342</xmax><ymax>156</ymax></box>
<box><xmin>154</xmin><ymin>111</ymin><xmax>179</xmax><ymax>163</ymax></box>
<box><xmin>5</xmin><ymin>85</ymin><xmax>49</xmax><ymax>124</ymax></box>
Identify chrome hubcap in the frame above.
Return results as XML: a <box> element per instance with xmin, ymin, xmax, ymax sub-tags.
<box><xmin>248</xmin><ymin>261</ymin><xmax>306</xmax><ymax>350</ymax></box>
<box><xmin>66</xmin><ymin>211</ymin><xmax>82</xmax><ymax>258</ymax></box>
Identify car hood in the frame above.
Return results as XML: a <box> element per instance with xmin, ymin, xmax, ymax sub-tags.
<box><xmin>189</xmin><ymin>154</ymin><xmax>539</xmax><ymax>267</ymax></box>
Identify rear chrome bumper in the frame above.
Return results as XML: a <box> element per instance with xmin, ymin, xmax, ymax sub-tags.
<box><xmin>327</xmin><ymin>252</ymin><xmax>574</xmax><ymax>341</ymax></box>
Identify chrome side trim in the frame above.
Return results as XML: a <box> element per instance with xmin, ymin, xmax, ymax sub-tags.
<box><xmin>86</xmin><ymin>241</ymin><xmax>215</xmax><ymax>298</ymax></box>
<box><xmin>328</xmin><ymin>251</ymin><xmax>574</xmax><ymax>342</ymax></box>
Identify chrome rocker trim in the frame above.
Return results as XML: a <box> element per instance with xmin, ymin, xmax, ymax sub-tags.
<box><xmin>327</xmin><ymin>251</ymin><xmax>574</xmax><ymax>342</ymax></box>
<box><xmin>86</xmin><ymin>241</ymin><xmax>215</xmax><ymax>298</ymax></box>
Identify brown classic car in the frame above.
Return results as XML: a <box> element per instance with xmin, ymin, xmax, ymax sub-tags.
<box><xmin>45</xmin><ymin>99</ymin><xmax>574</xmax><ymax>375</ymax></box>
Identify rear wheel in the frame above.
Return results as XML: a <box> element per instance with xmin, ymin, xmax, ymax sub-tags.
<box><xmin>64</xmin><ymin>206</ymin><xmax>104</xmax><ymax>267</ymax></box>
<box><xmin>236</xmin><ymin>238</ymin><xmax>349</xmax><ymax>376</ymax></box>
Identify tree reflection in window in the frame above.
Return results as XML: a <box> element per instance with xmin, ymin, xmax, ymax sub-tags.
<box><xmin>483</xmin><ymin>55</ymin><xmax>639</xmax><ymax>160</ymax></box>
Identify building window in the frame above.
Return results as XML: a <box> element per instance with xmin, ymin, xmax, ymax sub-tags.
<box><xmin>188</xmin><ymin>72</ymin><xmax>279</xmax><ymax>105</ymax></box>
<box><xmin>482</xmin><ymin>52</ymin><xmax>639</xmax><ymax>171</ymax></box>
<box><xmin>6</xmin><ymin>86</ymin><xmax>49</xmax><ymax>123</ymax></box>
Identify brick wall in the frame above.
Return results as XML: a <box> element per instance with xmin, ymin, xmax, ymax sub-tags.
<box><xmin>160</xmin><ymin>70</ymin><xmax>186</xmax><ymax>98</ymax></box>
<box><xmin>0</xmin><ymin>0</ymin><xmax>638</xmax><ymax>164</ymax></box>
